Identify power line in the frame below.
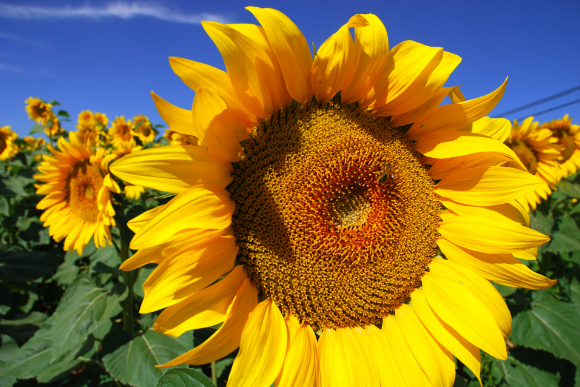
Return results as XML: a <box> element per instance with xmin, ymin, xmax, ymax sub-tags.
<box><xmin>517</xmin><ymin>98</ymin><xmax>580</xmax><ymax>122</ymax></box>
<box><xmin>495</xmin><ymin>85</ymin><xmax>580</xmax><ymax>117</ymax></box>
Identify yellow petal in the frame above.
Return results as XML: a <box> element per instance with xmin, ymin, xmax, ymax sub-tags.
<box><xmin>411</xmin><ymin>289</ymin><xmax>482</xmax><ymax>384</ymax></box>
<box><xmin>513</xmin><ymin>248</ymin><xmax>538</xmax><ymax>260</ymax></box>
<box><xmin>153</xmin><ymin>265</ymin><xmax>247</xmax><ymax>336</ymax></box>
<box><xmin>140</xmin><ymin>231</ymin><xmax>237</xmax><ymax>312</ymax></box>
<box><xmin>389</xmin><ymin>86</ymin><xmax>452</xmax><ymax>128</ymax></box>
<box><xmin>407</xmin><ymin>78</ymin><xmax>508</xmax><ymax>140</ymax></box>
<box><xmin>151</xmin><ymin>92</ymin><xmax>196</xmax><ymax>136</ymax></box>
<box><xmin>415</xmin><ymin>131</ymin><xmax>526</xmax><ymax>170</ymax></box>
<box><xmin>440</xmin><ymin>199</ymin><xmax>530</xmax><ymax>226</ymax></box>
<box><xmin>375</xmin><ymin>47</ymin><xmax>461</xmax><ymax>117</ymax></box>
<box><xmin>364</xmin><ymin>325</ymin><xmax>400</xmax><ymax>387</ymax></box>
<box><xmin>430</xmin><ymin>259</ymin><xmax>512</xmax><ymax>338</ymax></box>
<box><xmin>228</xmin><ymin>299</ymin><xmax>288</xmax><ymax>387</ymax></box>
<box><xmin>310</xmin><ymin>14</ymin><xmax>369</xmax><ymax>103</ymax></box>
<box><xmin>131</xmin><ymin>185</ymin><xmax>234</xmax><ymax>250</ymax></box>
<box><xmin>202</xmin><ymin>21</ymin><xmax>288</xmax><ymax>119</ymax></box>
<box><xmin>192</xmin><ymin>87</ymin><xmax>242</xmax><ymax>162</ymax></box>
<box><xmin>382</xmin><ymin>315</ymin><xmax>431</xmax><ymax>386</ymax></box>
<box><xmin>422</xmin><ymin>272</ymin><xmax>507</xmax><ymax>359</ymax></box>
<box><xmin>435</xmin><ymin>166</ymin><xmax>544</xmax><ymax>206</ymax></box>
<box><xmin>447</xmin><ymin>86</ymin><xmax>466</xmax><ymax>104</ymax></box>
<box><xmin>246</xmin><ymin>7</ymin><xmax>313</xmax><ymax>104</ymax></box>
<box><xmin>276</xmin><ymin>320</ymin><xmax>318</xmax><ymax>387</ymax></box>
<box><xmin>157</xmin><ymin>279</ymin><xmax>258</xmax><ymax>367</ymax></box>
<box><xmin>110</xmin><ymin>145</ymin><xmax>233</xmax><ymax>194</ymax></box>
<box><xmin>462</xmin><ymin>116</ymin><xmax>511</xmax><ymax>142</ymax></box>
<box><xmin>429</xmin><ymin>153</ymin><xmax>512</xmax><ymax>181</ymax></box>
<box><xmin>396</xmin><ymin>304</ymin><xmax>456</xmax><ymax>387</ymax></box>
<box><xmin>438</xmin><ymin>239</ymin><xmax>556</xmax><ymax>289</ymax></box>
<box><xmin>318</xmin><ymin>327</ymin><xmax>379</xmax><ymax>387</ymax></box>
<box><xmin>340</xmin><ymin>14</ymin><xmax>389</xmax><ymax>105</ymax></box>
<box><xmin>168</xmin><ymin>56</ymin><xmax>256</xmax><ymax>127</ymax></box>
<box><xmin>439</xmin><ymin>215</ymin><xmax>549</xmax><ymax>254</ymax></box>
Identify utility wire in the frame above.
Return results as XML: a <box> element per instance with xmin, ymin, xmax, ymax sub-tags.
<box><xmin>517</xmin><ymin>97</ymin><xmax>580</xmax><ymax>122</ymax></box>
<box><xmin>495</xmin><ymin>85</ymin><xmax>580</xmax><ymax>117</ymax></box>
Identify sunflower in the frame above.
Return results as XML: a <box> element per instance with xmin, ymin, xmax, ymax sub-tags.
<box><xmin>25</xmin><ymin>97</ymin><xmax>54</xmax><ymax>125</ymax></box>
<box><xmin>163</xmin><ymin>129</ymin><xmax>191</xmax><ymax>145</ymax></box>
<box><xmin>111</xmin><ymin>8</ymin><xmax>555</xmax><ymax>387</ymax></box>
<box><xmin>113</xmin><ymin>139</ymin><xmax>147</xmax><ymax>200</ymax></box>
<box><xmin>108</xmin><ymin>116</ymin><xmax>134</xmax><ymax>147</ymax></box>
<box><xmin>44</xmin><ymin>116</ymin><xmax>66</xmax><ymax>137</ymax></box>
<box><xmin>132</xmin><ymin>115</ymin><xmax>158</xmax><ymax>144</ymax></box>
<box><xmin>0</xmin><ymin>126</ymin><xmax>19</xmax><ymax>161</ymax></box>
<box><xmin>35</xmin><ymin>132</ymin><xmax>120</xmax><ymax>254</ymax></box>
<box><xmin>541</xmin><ymin>114</ymin><xmax>580</xmax><ymax>178</ymax></box>
<box><xmin>504</xmin><ymin>116</ymin><xmax>563</xmax><ymax>211</ymax></box>
<box><xmin>94</xmin><ymin>112</ymin><xmax>109</xmax><ymax>127</ymax></box>
<box><xmin>75</xmin><ymin>110</ymin><xmax>102</xmax><ymax>144</ymax></box>
<box><xmin>21</xmin><ymin>136</ymin><xmax>46</xmax><ymax>151</ymax></box>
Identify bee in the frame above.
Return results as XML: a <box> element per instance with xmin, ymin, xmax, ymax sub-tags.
<box><xmin>376</xmin><ymin>163</ymin><xmax>394</xmax><ymax>184</ymax></box>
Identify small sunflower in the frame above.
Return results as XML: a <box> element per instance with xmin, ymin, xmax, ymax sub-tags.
<box><xmin>163</xmin><ymin>129</ymin><xmax>191</xmax><ymax>145</ymax></box>
<box><xmin>75</xmin><ymin>110</ymin><xmax>102</xmax><ymax>144</ymax></box>
<box><xmin>108</xmin><ymin>116</ymin><xmax>134</xmax><ymax>147</ymax></box>
<box><xmin>25</xmin><ymin>97</ymin><xmax>54</xmax><ymax>125</ymax></box>
<box><xmin>44</xmin><ymin>116</ymin><xmax>66</xmax><ymax>137</ymax></box>
<box><xmin>112</xmin><ymin>8</ymin><xmax>555</xmax><ymax>387</ymax></box>
<box><xmin>541</xmin><ymin>114</ymin><xmax>580</xmax><ymax>178</ymax></box>
<box><xmin>0</xmin><ymin>126</ymin><xmax>19</xmax><ymax>161</ymax></box>
<box><xmin>94</xmin><ymin>112</ymin><xmax>109</xmax><ymax>127</ymax></box>
<box><xmin>21</xmin><ymin>136</ymin><xmax>46</xmax><ymax>151</ymax></box>
<box><xmin>505</xmin><ymin>116</ymin><xmax>563</xmax><ymax>211</ymax></box>
<box><xmin>132</xmin><ymin>115</ymin><xmax>158</xmax><ymax>144</ymax></box>
<box><xmin>35</xmin><ymin>132</ymin><xmax>120</xmax><ymax>254</ymax></box>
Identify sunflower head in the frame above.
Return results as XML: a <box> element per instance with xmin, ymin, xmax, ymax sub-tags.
<box><xmin>111</xmin><ymin>7</ymin><xmax>555</xmax><ymax>386</ymax></box>
<box><xmin>0</xmin><ymin>126</ymin><xmax>19</xmax><ymax>161</ymax></box>
<box><xmin>108</xmin><ymin>116</ymin><xmax>134</xmax><ymax>147</ymax></box>
<box><xmin>163</xmin><ymin>129</ymin><xmax>192</xmax><ymax>145</ymax></box>
<box><xmin>132</xmin><ymin>115</ymin><xmax>157</xmax><ymax>144</ymax></box>
<box><xmin>25</xmin><ymin>97</ymin><xmax>54</xmax><ymax>125</ymax></box>
<box><xmin>35</xmin><ymin>132</ymin><xmax>120</xmax><ymax>254</ymax></box>
<box><xmin>540</xmin><ymin>114</ymin><xmax>580</xmax><ymax>178</ymax></box>
<box><xmin>43</xmin><ymin>116</ymin><xmax>66</xmax><ymax>137</ymax></box>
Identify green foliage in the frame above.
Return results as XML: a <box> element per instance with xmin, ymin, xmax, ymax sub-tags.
<box><xmin>156</xmin><ymin>369</ymin><xmax>215</xmax><ymax>387</ymax></box>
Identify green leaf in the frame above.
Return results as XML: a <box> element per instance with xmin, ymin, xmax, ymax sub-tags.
<box><xmin>2</xmin><ymin>321</ymin><xmax>93</xmax><ymax>379</ymax></box>
<box><xmin>510</xmin><ymin>292</ymin><xmax>580</xmax><ymax>367</ymax></box>
<box><xmin>56</xmin><ymin>110</ymin><xmax>70</xmax><ymax>118</ymax></box>
<box><xmin>495</xmin><ymin>357</ymin><xmax>559</xmax><ymax>386</ymax></box>
<box><xmin>493</xmin><ymin>282</ymin><xmax>517</xmax><ymax>297</ymax></box>
<box><xmin>0</xmin><ymin>197</ymin><xmax>9</xmax><ymax>217</ymax></box>
<box><xmin>156</xmin><ymin>369</ymin><xmax>215</xmax><ymax>387</ymax></box>
<box><xmin>0</xmin><ymin>284</ymin><xmax>11</xmax><ymax>315</ymax></box>
<box><xmin>1</xmin><ymin>176</ymin><xmax>35</xmax><ymax>196</ymax></box>
<box><xmin>51</xmin><ymin>252</ymin><xmax>80</xmax><ymax>286</ymax></box>
<box><xmin>0</xmin><ymin>335</ymin><xmax>18</xmax><ymax>387</ymax></box>
<box><xmin>50</xmin><ymin>276</ymin><xmax>127</xmax><ymax>359</ymax></box>
<box><xmin>530</xmin><ymin>211</ymin><xmax>554</xmax><ymax>237</ymax></box>
<box><xmin>545</xmin><ymin>217</ymin><xmax>580</xmax><ymax>253</ymax></box>
<box><xmin>102</xmin><ymin>329</ymin><xmax>193</xmax><ymax>387</ymax></box>
<box><xmin>134</xmin><ymin>265</ymin><xmax>155</xmax><ymax>298</ymax></box>
<box><xmin>570</xmin><ymin>278</ymin><xmax>580</xmax><ymax>305</ymax></box>
<box><xmin>0</xmin><ymin>251</ymin><xmax>59</xmax><ymax>281</ymax></box>
<box><xmin>36</xmin><ymin>338</ymin><xmax>97</xmax><ymax>384</ymax></box>
<box><xmin>557</xmin><ymin>180</ymin><xmax>580</xmax><ymax>198</ymax></box>
<box><xmin>29</xmin><ymin>125</ymin><xmax>44</xmax><ymax>135</ymax></box>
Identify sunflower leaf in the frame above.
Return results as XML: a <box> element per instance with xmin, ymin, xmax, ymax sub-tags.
<box><xmin>0</xmin><ymin>251</ymin><xmax>59</xmax><ymax>281</ymax></box>
<box><xmin>545</xmin><ymin>217</ymin><xmax>580</xmax><ymax>253</ymax></box>
<box><xmin>492</xmin><ymin>357</ymin><xmax>559</xmax><ymax>387</ymax></box>
<box><xmin>102</xmin><ymin>329</ymin><xmax>193</xmax><ymax>387</ymax></box>
<box><xmin>50</xmin><ymin>275</ymin><xmax>127</xmax><ymax>360</ymax></box>
<box><xmin>156</xmin><ymin>368</ymin><xmax>215</xmax><ymax>387</ymax></box>
<box><xmin>510</xmin><ymin>291</ymin><xmax>580</xmax><ymax>367</ymax></box>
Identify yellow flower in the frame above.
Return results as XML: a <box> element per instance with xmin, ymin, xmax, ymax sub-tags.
<box><xmin>132</xmin><ymin>115</ymin><xmax>158</xmax><ymax>144</ymax></box>
<box><xmin>541</xmin><ymin>114</ymin><xmax>580</xmax><ymax>178</ymax></box>
<box><xmin>21</xmin><ymin>136</ymin><xmax>46</xmax><ymax>151</ymax></box>
<box><xmin>0</xmin><ymin>126</ymin><xmax>19</xmax><ymax>161</ymax></box>
<box><xmin>77</xmin><ymin>110</ymin><xmax>95</xmax><ymax>131</ymax></box>
<box><xmin>124</xmin><ymin>184</ymin><xmax>147</xmax><ymax>200</ymax></box>
<box><xmin>504</xmin><ymin>116</ymin><xmax>563</xmax><ymax>211</ymax></box>
<box><xmin>35</xmin><ymin>132</ymin><xmax>120</xmax><ymax>254</ymax></box>
<box><xmin>108</xmin><ymin>116</ymin><xmax>134</xmax><ymax>147</ymax></box>
<box><xmin>94</xmin><ymin>112</ymin><xmax>109</xmax><ymax>127</ymax></box>
<box><xmin>44</xmin><ymin>116</ymin><xmax>66</xmax><ymax>137</ymax></box>
<box><xmin>25</xmin><ymin>97</ymin><xmax>53</xmax><ymax>125</ymax></box>
<box><xmin>113</xmin><ymin>139</ymin><xmax>146</xmax><ymax>199</ymax></box>
<box><xmin>75</xmin><ymin>110</ymin><xmax>103</xmax><ymax>144</ymax></box>
<box><xmin>111</xmin><ymin>8</ymin><xmax>555</xmax><ymax>386</ymax></box>
<box><xmin>163</xmin><ymin>129</ymin><xmax>191</xmax><ymax>145</ymax></box>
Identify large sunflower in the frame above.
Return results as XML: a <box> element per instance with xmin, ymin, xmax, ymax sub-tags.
<box><xmin>505</xmin><ymin>116</ymin><xmax>563</xmax><ymax>211</ymax></box>
<box><xmin>0</xmin><ymin>126</ymin><xmax>19</xmax><ymax>161</ymax></box>
<box><xmin>35</xmin><ymin>132</ymin><xmax>120</xmax><ymax>254</ymax></box>
<box><xmin>541</xmin><ymin>114</ymin><xmax>580</xmax><ymax>178</ymax></box>
<box><xmin>111</xmin><ymin>8</ymin><xmax>555</xmax><ymax>387</ymax></box>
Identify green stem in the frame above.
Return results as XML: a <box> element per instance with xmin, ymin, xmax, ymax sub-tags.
<box><xmin>211</xmin><ymin>361</ymin><xmax>218</xmax><ymax>385</ymax></box>
<box><xmin>120</xmin><ymin>237</ymin><xmax>135</xmax><ymax>334</ymax></box>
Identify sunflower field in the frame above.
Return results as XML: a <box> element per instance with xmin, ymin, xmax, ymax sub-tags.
<box><xmin>2</xmin><ymin>7</ymin><xmax>580</xmax><ymax>387</ymax></box>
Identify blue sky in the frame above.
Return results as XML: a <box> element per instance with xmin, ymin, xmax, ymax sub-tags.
<box><xmin>1</xmin><ymin>0</ymin><xmax>579</xmax><ymax>138</ymax></box>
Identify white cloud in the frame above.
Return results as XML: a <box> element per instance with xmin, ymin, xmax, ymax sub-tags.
<box><xmin>0</xmin><ymin>62</ymin><xmax>25</xmax><ymax>73</ymax></box>
<box><xmin>0</xmin><ymin>31</ymin><xmax>43</xmax><ymax>46</ymax></box>
<box><xmin>0</xmin><ymin>2</ymin><xmax>231</xmax><ymax>24</ymax></box>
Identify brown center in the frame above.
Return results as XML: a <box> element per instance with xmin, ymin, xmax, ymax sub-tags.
<box><xmin>227</xmin><ymin>102</ymin><xmax>440</xmax><ymax>330</ymax></box>
<box><xmin>506</xmin><ymin>138</ymin><xmax>538</xmax><ymax>175</ymax></box>
<box><xmin>68</xmin><ymin>160</ymin><xmax>105</xmax><ymax>223</ymax></box>
<box><xmin>554</xmin><ymin>128</ymin><xmax>576</xmax><ymax>163</ymax></box>
<box><xmin>0</xmin><ymin>133</ymin><xmax>6</xmax><ymax>154</ymax></box>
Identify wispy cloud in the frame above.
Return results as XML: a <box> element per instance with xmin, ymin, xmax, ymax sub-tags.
<box><xmin>0</xmin><ymin>31</ymin><xmax>43</xmax><ymax>46</ymax></box>
<box><xmin>0</xmin><ymin>2</ymin><xmax>231</xmax><ymax>24</ymax></box>
<box><xmin>0</xmin><ymin>62</ymin><xmax>25</xmax><ymax>73</ymax></box>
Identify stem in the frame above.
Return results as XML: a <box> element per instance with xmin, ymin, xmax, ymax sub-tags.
<box><xmin>211</xmin><ymin>361</ymin><xmax>218</xmax><ymax>385</ymax></box>
<box><xmin>120</xmin><ymin>237</ymin><xmax>135</xmax><ymax>334</ymax></box>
